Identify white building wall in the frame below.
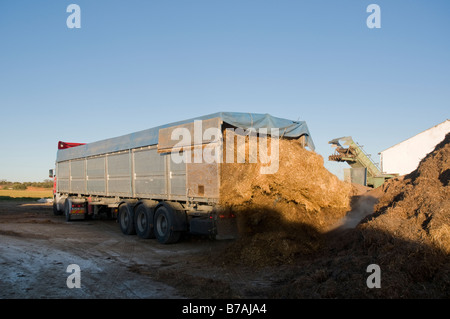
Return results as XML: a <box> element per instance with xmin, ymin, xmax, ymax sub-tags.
<box><xmin>380</xmin><ymin>120</ymin><xmax>450</xmax><ymax>176</ymax></box>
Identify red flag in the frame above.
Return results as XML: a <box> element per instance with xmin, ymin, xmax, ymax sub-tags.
<box><xmin>58</xmin><ymin>141</ymin><xmax>86</xmax><ymax>150</ymax></box>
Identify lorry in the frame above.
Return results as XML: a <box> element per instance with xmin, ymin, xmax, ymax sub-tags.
<box><xmin>50</xmin><ymin>112</ymin><xmax>314</xmax><ymax>244</ymax></box>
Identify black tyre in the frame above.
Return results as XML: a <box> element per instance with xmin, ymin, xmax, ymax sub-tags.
<box><xmin>64</xmin><ymin>199</ymin><xmax>72</xmax><ymax>222</ymax></box>
<box><xmin>118</xmin><ymin>203</ymin><xmax>136</xmax><ymax>235</ymax></box>
<box><xmin>154</xmin><ymin>206</ymin><xmax>181</xmax><ymax>244</ymax></box>
<box><xmin>134</xmin><ymin>204</ymin><xmax>155</xmax><ymax>239</ymax></box>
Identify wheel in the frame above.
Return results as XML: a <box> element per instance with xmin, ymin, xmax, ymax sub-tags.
<box><xmin>154</xmin><ymin>205</ymin><xmax>181</xmax><ymax>244</ymax></box>
<box><xmin>134</xmin><ymin>204</ymin><xmax>155</xmax><ymax>239</ymax></box>
<box><xmin>64</xmin><ymin>198</ymin><xmax>72</xmax><ymax>222</ymax></box>
<box><xmin>118</xmin><ymin>203</ymin><xmax>136</xmax><ymax>235</ymax></box>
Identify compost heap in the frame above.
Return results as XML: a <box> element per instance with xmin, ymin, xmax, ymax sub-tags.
<box><xmin>362</xmin><ymin>133</ymin><xmax>450</xmax><ymax>251</ymax></box>
<box><xmin>219</xmin><ymin>136</ymin><xmax>352</xmax><ymax>266</ymax></box>
<box><xmin>269</xmin><ymin>133</ymin><xmax>449</xmax><ymax>298</ymax></box>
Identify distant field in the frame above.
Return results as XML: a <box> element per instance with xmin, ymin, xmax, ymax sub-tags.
<box><xmin>0</xmin><ymin>187</ymin><xmax>53</xmax><ymax>200</ymax></box>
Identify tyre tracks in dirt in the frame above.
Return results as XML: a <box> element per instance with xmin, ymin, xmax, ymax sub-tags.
<box><xmin>0</xmin><ymin>202</ymin><xmax>183</xmax><ymax>298</ymax></box>
<box><xmin>0</xmin><ymin>201</ymin><xmax>282</xmax><ymax>299</ymax></box>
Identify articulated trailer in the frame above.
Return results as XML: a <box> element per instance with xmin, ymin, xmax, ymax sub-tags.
<box><xmin>51</xmin><ymin>112</ymin><xmax>314</xmax><ymax>244</ymax></box>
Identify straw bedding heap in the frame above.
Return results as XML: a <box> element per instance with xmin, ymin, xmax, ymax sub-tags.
<box><xmin>218</xmin><ymin>135</ymin><xmax>352</xmax><ymax>266</ymax></box>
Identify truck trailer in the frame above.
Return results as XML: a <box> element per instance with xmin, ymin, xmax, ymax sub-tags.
<box><xmin>51</xmin><ymin>112</ymin><xmax>314</xmax><ymax>244</ymax></box>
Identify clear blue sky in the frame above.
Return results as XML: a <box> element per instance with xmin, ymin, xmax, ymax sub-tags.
<box><xmin>0</xmin><ymin>0</ymin><xmax>449</xmax><ymax>182</ymax></box>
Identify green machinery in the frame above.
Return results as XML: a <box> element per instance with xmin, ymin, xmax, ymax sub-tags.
<box><xmin>328</xmin><ymin>136</ymin><xmax>397</xmax><ymax>188</ymax></box>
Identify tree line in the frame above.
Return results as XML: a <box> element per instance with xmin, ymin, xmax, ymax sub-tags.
<box><xmin>0</xmin><ymin>180</ymin><xmax>53</xmax><ymax>190</ymax></box>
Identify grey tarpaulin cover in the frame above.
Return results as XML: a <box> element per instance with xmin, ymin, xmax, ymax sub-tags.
<box><xmin>56</xmin><ymin>112</ymin><xmax>315</xmax><ymax>162</ymax></box>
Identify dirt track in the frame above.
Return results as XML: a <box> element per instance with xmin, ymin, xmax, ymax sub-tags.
<box><xmin>0</xmin><ymin>201</ymin><xmax>279</xmax><ymax>299</ymax></box>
